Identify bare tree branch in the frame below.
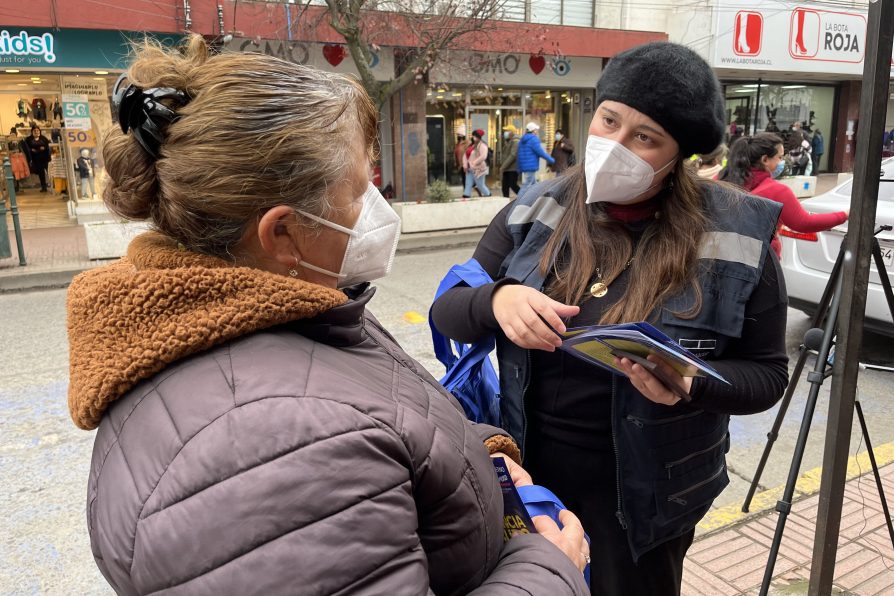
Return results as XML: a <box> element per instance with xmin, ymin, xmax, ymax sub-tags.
<box><xmin>307</xmin><ymin>0</ymin><xmax>514</xmax><ymax>107</ymax></box>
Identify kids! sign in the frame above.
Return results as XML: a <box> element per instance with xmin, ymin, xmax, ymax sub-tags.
<box><xmin>0</xmin><ymin>30</ymin><xmax>56</xmax><ymax>65</ymax></box>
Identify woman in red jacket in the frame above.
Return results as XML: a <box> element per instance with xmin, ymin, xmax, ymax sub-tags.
<box><xmin>720</xmin><ymin>133</ymin><xmax>848</xmax><ymax>258</ymax></box>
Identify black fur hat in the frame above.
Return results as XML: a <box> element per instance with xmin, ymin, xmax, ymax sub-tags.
<box><xmin>596</xmin><ymin>42</ymin><xmax>725</xmax><ymax>157</ymax></box>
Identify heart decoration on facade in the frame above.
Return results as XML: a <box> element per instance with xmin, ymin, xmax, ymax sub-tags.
<box><xmin>529</xmin><ymin>54</ymin><xmax>546</xmax><ymax>75</ymax></box>
<box><xmin>323</xmin><ymin>44</ymin><xmax>347</xmax><ymax>66</ymax></box>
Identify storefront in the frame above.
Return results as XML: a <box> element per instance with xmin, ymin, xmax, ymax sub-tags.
<box><xmin>722</xmin><ymin>81</ymin><xmax>837</xmax><ymax>171</ymax></box>
<box><xmin>426</xmin><ymin>51</ymin><xmax>602</xmax><ymax>188</ymax></box>
<box><xmin>0</xmin><ymin>28</ymin><xmax>179</xmax><ymax>228</ymax></box>
<box><xmin>711</xmin><ymin>0</ymin><xmax>894</xmax><ymax>173</ymax></box>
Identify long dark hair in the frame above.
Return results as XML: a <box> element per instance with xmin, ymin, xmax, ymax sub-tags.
<box><xmin>719</xmin><ymin>133</ymin><xmax>783</xmax><ymax>188</ymax></box>
<box><xmin>539</xmin><ymin>162</ymin><xmax>709</xmax><ymax>323</ymax></box>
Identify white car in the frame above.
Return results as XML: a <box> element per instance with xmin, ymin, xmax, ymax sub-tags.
<box><xmin>779</xmin><ymin>162</ymin><xmax>894</xmax><ymax>337</ymax></box>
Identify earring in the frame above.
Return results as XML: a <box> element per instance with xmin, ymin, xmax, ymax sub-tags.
<box><xmin>288</xmin><ymin>258</ymin><xmax>299</xmax><ymax>278</ymax></box>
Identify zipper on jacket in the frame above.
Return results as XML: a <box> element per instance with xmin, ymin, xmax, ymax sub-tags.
<box><xmin>519</xmin><ymin>350</ymin><xmax>532</xmax><ymax>459</ymax></box>
<box><xmin>666</xmin><ymin>464</ymin><xmax>725</xmax><ymax>506</ymax></box>
<box><xmin>610</xmin><ymin>376</ymin><xmax>627</xmax><ymax>530</ymax></box>
<box><xmin>664</xmin><ymin>434</ymin><xmax>728</xmax><ymax>478</ymax></box>
<box><xmin>624</xmin><ymin>410</ymin><xmax>702</xmax><ymax>429</ymax></box>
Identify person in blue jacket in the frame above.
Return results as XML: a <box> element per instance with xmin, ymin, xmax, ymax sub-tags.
<box><xmin>517</xmin><ymin>122</ymin><xmax>555</xmax><ymax>194</ymax></box>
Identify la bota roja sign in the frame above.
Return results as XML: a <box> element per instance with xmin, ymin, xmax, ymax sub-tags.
<box><xmin>713</xmin><ymin>0</ymin><xmax>893</xmax><ymax>76</ymax></box>
<box><xmin>0</xmin><ymin>30</ymin><xmax>56</xmax><ymax>65</ymax></box>
<box><xmin>824</xmin><ymin>22</ymin><xmax>860</xmax><ymax>53</ymax></box>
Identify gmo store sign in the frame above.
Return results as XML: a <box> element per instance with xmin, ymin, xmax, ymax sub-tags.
<box><xmin>0</xmin><ymin>31</ymin><xmax>56</xmax><ymax>65</ymax></box>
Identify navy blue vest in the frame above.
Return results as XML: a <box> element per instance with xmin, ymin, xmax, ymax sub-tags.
<box><xmin>495</xmin><ymin>178</ymin><xmax>782</xmax><ymax>560</ymax></box>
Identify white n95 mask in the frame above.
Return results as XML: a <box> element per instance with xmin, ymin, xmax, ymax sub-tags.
<box><xmin>584</xmin><ymin>135</ymin><xmax>675</xmax><ymax>204</ymax></box>
<box><xmin>297</xmin><ymin>183</ymin><xmax>401</xmax><ymax>288</ymax></box>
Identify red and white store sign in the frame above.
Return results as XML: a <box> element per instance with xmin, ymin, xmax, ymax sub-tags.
<box><xmin>714</xmin><ymin>0</ymin><xmax>892</xmax><ymax>76</ymax></box>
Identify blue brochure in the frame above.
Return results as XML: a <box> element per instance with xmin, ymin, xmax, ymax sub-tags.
<box><xmin>558</xmin><ymin>321</ymin><xmax>729</xmax><ymax>394</ymax></box>
<box><xmin>492</xmin><ymin>457</ymin><xmax>537</xmax><ymax>542</ymax></box>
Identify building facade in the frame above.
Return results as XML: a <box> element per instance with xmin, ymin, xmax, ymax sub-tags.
<box><xmin>668</xmin><ymin>0</ymin><xmax>886</xmax><ymax>174</ymax></box>
<box><xmin>5</xmin><ymin>0</ymin><xmax>888</xmax><ymax>218</ymax></box>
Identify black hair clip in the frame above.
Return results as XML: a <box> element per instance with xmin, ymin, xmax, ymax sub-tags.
<box><xmin>112</xmin><ymin>73</ymin><xmax>190</xmax><ymax>159</ymax></box>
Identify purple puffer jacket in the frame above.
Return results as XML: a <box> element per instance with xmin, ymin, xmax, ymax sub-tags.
<box><xmin>85</xmin><ymin>290</ymin><xmax>588</xmax><ymax>595</ymax></box>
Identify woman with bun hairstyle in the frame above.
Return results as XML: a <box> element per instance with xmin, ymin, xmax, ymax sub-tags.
<box><xmin>719</xmin><ymin>132</ymin><xmax>848</xmax><ymax>258</ymax></box>
<box><xmin>67</xmin><ymin>36</ymin><xmax>589</xmax><ymax>595</ymax></box>
<box><xmin>431</xmin><ymin>42</ymin><xmax>790</xmax><ymax>595</ymax></box>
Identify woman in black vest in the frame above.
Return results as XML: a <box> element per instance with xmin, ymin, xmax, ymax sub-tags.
<box><xmin>431</xmin><ymin>42</ymin><xmax>788</xmax><ymax>596</ymax></box>
<box><xmin>24</xmin><ymin>125</ymin><xmax>52</xmax><ymax>192</ymax></box>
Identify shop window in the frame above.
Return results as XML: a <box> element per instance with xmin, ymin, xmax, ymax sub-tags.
<box><xmin>1</xmin><ymin>72</ymin><xmax>115</xmax><ymax>219</ymax></box>
<box><xmin>723</xmin><ymin>82</ymin><xmax>835</xmax><ymax>171</ymax></box>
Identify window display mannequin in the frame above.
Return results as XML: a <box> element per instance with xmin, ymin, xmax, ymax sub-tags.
<box><xmin>51</xmin><ymin>96</ymin><xmax>63</xmax><ymax>120</ymax></box>
<box><xmin>76</xmin><ymin>148</ymin><xmax>97</xmax><ymax>199</ymax></box>
<box><xmin>17</xmin><ymin>98</ymin><xmax>31</xmax><ymax>119</ymax></box>
<box><xmin>23</xmin><ymin>125</ymin><xmax>51</xmax><ymax>192</ymax></box>
<box><xmin>32</xmin><ymin>97</ymin><xmax>48</xmax><ymax>121</ymax></box>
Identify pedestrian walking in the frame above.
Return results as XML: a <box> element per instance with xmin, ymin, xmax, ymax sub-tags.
<box><xmin>719</xmin><ymin>133</ymin><xmax>847</xmax><ymax>259</ymax></box>
<box><xmin>432</xmin><ymin>41</ymin><xmax>790</xmax><ymax>596</ymax></box>
<box><xmin>695</xmin><ymin>144</ymin><xmax>726</xmax><ymax>179</ymax></box>
<box><xmin>67</xmin><ymin>35</ymin><xmax>588</xmax><ymax>596</ymax></box>
<box><xmin>463</xmin><ymin>128</ymin><xmax>492</xmax><ymax>197</ymax></box>
<box><xmin>785</xmin><ymin>121</ymin><xmax>809</xmax><ymax>175</ymax></box>
<box><xmin>517</xmin><ymin>122</ymin><xmax>555</xmax><ymax>194</ymax></box>
<box><xmin>23</xmin><ymin>125</ymin><xmax>51</xmax><ymax>192</ymax></box>
<box><xmin>550</xmin><ymin>129</ymin><xmax>576</xmax><ymax>174</ymax></box>
<box><xmin>811</xmin><ymin>129</ymin><xmax>824</xmax><ymax>171</ymax></box>
<box><xmin>500</xmin><ymin>129</ymin><xmax>520</xmax><ymax>197</ymax></box>
<box><xmin>453</xmin><ymin>125</ymin><xmax>470</xmax><ymax>185</ymax></box>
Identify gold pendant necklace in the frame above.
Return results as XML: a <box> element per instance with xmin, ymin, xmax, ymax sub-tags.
<box><xmin>590</xmin><ymin>258</ymin><xmax>634</xmax><ymax>298</ymax></box>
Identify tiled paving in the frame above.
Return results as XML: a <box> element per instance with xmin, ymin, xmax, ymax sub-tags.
<box><xmin>684</xmin><ymin>462</ymin><xmax>894</xmax><ymax>595</ymax></box>
<box><xmin>0</xmin><ymin>225</ymin><xmax>101</xmax><ymax>278</ymax></box>
<box><xmin>4</xmin><ymin>188</ymin><xmax>75</xmax><ymax>229</ymax></box>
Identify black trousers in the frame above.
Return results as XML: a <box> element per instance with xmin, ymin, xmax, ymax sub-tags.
<box><xmin>502</xmin><ymin>171</ymin><xmax>520</xmax><ymax>198</ymax></box>
<box><xmin>32</xmin><ymin>162</ymin><xmax>48</xmax><ymax>190</ymax></box>
<box><xmin>525</xmin><ymin>433</ymin><xmax>695</xmax><ymax>596</ymax></box>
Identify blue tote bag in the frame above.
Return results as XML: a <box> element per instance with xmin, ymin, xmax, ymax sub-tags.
<box><xmin>429</xmin><ymin>258</ymin><xmax>501</xmax><ymax>426</ymax></box>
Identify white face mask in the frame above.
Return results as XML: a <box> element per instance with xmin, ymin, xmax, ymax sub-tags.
<box><xmin>584</xmin><ymin>135</ymin><xmax>675</xmax><ymax>205</ymax></box>
<box><xmin>555</xmin><ymin>133</ymin><xmax>563</xmax><ymax>141</ymax></box>
<box><xmin>296</xmin><ymin>183</ymin><xmax>401</xmax><ymax>289</ymax></box>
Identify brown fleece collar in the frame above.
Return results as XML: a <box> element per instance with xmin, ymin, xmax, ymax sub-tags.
<box><xmin>67</xmin><ymin>232</ymin><xmax>348</xmax><ymax>430</ymax></box>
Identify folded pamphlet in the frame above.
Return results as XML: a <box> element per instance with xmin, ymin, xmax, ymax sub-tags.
<box><xmin>492</xmin><ymin>457</ymin><xmax>537</xmax><ymax>542</ymax></box>
<box><xmin>558</xmin><ymin>322</ymin><xmax>729</xmax><ymax>400</ymax></box>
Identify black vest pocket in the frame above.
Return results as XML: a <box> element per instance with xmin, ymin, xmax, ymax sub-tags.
<box><xmin>656</xmin><ymin>431</ymin><xmax>730</xmax><ymax>480</ymax></box>
<box><xmin>623</xmin><ymin>409</ymin><xmax>704</xmax><ymax>448</ymax></box>
<box><xmin>655</xmin><ymin>463</ymin><xmax>729</xmax><ymax>525</ymax></box>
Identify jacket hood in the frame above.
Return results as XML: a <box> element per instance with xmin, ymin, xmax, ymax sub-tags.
<box><xmin>66</xmin><ymin>232</ymin><xmax>348</xmax><ymax>430</ymax></box>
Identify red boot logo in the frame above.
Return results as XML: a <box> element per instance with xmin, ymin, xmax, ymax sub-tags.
<box><xmin>790</xmin><ymin>8</ymin><xmax>820</xmax><ymax>58</ymax></box>
<box><xmin>734</xmin><ymin>11</ymin><xmax>763</xmax><ymax>56</ymax></box>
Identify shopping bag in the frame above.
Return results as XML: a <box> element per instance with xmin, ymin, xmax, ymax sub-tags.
<box><xmin>517</xmin><ymin>485</ymin><xmax>592</xmax><ymax>583</ymax></box>
<box><xmin>430</xmin><ymin>258</ymin><xmax>501</xmax><ymax>426</ymax></box>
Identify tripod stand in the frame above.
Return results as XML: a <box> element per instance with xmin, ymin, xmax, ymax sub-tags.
<box><xmin>739</xmin><ymin>226</ymin><xmax>894</xmax><ymax>596</ymax></box>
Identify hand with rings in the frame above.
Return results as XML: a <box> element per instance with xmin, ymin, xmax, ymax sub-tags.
<box><xmin>532</xmin><ymin>509</ymin><xmax>590</xmax><ymax>572</ymax></box>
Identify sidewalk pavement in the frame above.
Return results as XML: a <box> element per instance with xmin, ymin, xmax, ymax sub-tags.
<box><xmin>0</xmin><ymin>225</ymin><xmax>101</xmax><ymax>291</ymax></box>
<box><xmin>684</xmin><ymin>459</ymin><xmax>894</xmax><ymax>595</ymax></box>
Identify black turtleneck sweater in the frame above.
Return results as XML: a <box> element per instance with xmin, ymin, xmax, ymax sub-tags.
<box><xmin>430</xmin><ymin>200</ymin><xmax>789</xmax><ymax>453</ymax></box>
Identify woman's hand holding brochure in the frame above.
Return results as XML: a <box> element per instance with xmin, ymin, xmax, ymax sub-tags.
<box><xmin>553</xmin><ymin>321</ymin><xmax>730</xmax><ymax>405</ymax></box>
